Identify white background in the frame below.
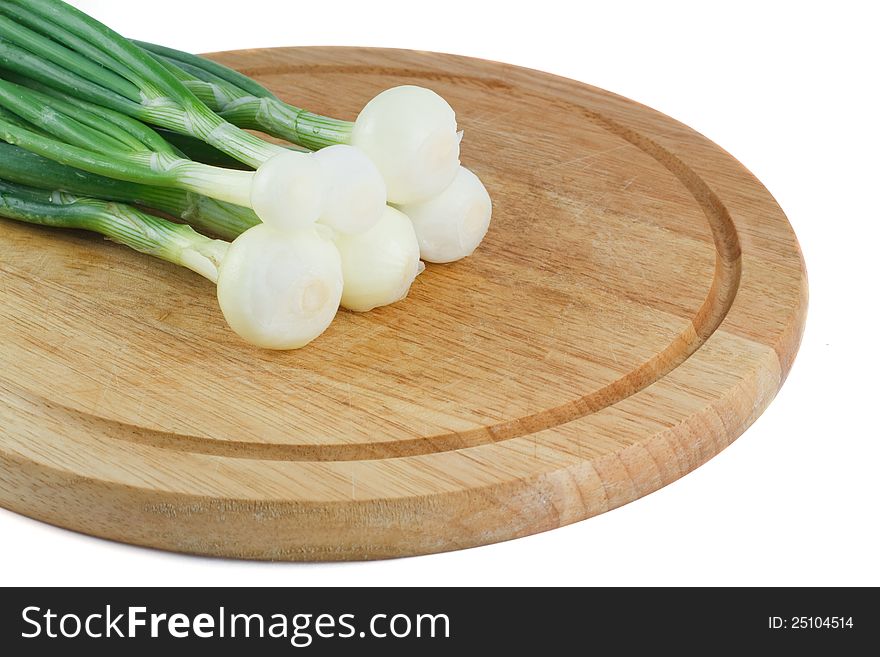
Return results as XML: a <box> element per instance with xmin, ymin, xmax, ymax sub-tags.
<box><xmin>2</xmin><ymin>0</ymin><xmax>877</xmax><ymax>586</ymax></box>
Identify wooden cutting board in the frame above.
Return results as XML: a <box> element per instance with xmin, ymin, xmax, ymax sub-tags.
<box><xmin>0</xmin><ymin>47</ymin><xmax>807</xmax><ymax>560</ymax></box>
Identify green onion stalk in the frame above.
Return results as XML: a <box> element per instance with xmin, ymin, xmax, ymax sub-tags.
<box><xmin>0</xmin><ymin>76</ymin><xmax>281</xmax><ymax>221</ymax></box>
<box><xmin>0</xmin><ymin>142</ymin><xmax>423</xmax><ymax>313</ymax></box>
<box><xmin>134</xmin><ymin>40</ymin><xmax>353</xmax><ymax>152</ymax></box>
<box><xmin>0</xmin><ymin>142</ymin><xmax>256</xmax><ymax>239</ymax></box>
<box><xmin>0</xmin><ymin>178</ymin><xmax>228</xmax><ymax>282</ymax></box>
<box><xmin>134</xmin><ymin>39</ymin><xmax>466</xmax><ymax>207</ymax></box>
<box><xmin>133</xmin><ymin>41</ymin><xmax>493</xmax><ymax>262</ymax></box>
<box><xmin>0</xmin><ymin>0</ymin><xmax>486</xmax><ymax>329</ymax></box>
<box><xmin>0</xmin><ymin>179</ymin><xmax>344</xmax><ymax>348</ymax></box>
<box><xmin>0</xmin><ymin>0</ymin><xmax>387</xmax><ymax>234</ymax></box>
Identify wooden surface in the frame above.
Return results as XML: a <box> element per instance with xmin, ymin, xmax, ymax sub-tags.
<box><xmin>0</xmin><ymin>47</ymin><xmax>807</xmax><ymax>560</ymax></box>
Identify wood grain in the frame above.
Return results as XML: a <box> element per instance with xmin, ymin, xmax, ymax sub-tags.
<box><xmin>0</xmin><ymin>47</ymin><xmax>807</xmax><ymax>560</ymax></box>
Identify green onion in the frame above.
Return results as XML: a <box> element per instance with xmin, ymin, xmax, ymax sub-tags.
<box><xmin>134</xmin><ymin>39</ymin><xmax>355</xmax><ymax>151</ymax></box>
<box><xmin>150</xmin><ymin>129</ymin><xmax>253</xmax><ymax>170</ymax></box>
<box><xmin>0</xmin><ymin>0</ymin><xmax>493</xmax><ymax>350</ymax></box>
<box><xmin>333</xmin><ymin>206</ymin><xmax>422</xmax><ymax>312</ymax></box>
<box><xmin>0</xmin><ymin>180</ymin><xmax>343</xmax><ymax>348</ymax></box>
<box><xmin>0</xmin><ymin>0</ymin><xmax>387</xmax><ymax>233</ymax></box>
<box><xmin>0</xmin><ymin>75</ymin><xmax>367</xmax><ymax>234</ymax></box>
<box><xmin>130</xmin><ymin>40</ymin><xmax>493</xmax><ymax>258</ymax></box>
<box><xmin>1</xmin><ymin>0</ymin><xmax>491</xmax><ymax>256</ymax></box>
<box><xmin>0</xmin><ymin>178</ymin><xmax>228</xmax><ymax>282</ymax></box>
<box><xmin>133</xmin><ymin>40</ymin><xmax>464</xmax><ymax>205</ymax></box>
<box><xmin>0</xmin><ymin>139</ymin><xmax>419</xmax><ymax>312</ymax></box>
<box><xmin>0</xmin><ymin>78</ymin><xmax>262</xmax><ymax>209</ymax></box>
<box><xmin>0</xmin><ymin>142</ymin><xmax>258</xmax><ymax>239</ymax></box>
<box><xmin>0</xmin><ymin>0</ymin><xmax>278</xmax><ymax>165</ymax></box>
<box><xmin>395</xmin><ymin>167</ymin><xmax>492</xmax><ymax>263</ymax></box>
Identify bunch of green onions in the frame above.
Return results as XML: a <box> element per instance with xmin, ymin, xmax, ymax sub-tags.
<box><xmin>0</xmin><ymin>0</ymin><xmax>492</xmax><ymax>349</ymax></box>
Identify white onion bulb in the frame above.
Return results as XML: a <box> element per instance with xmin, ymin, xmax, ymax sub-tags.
<box><xmin>250</xmin><ymin>150</ymin><xmax>326</xmax><ymax>231</ymax></box>
<box><xmin>313</xmin><ymin>144</ymin><xmax>386</xmax><ymax>234</ymax></box>
<box><xmin>333</xmin><ymin>205</ymin><xmax>422</xmax><ymax>312</ymax></box>
<box><xmin>350</xmin><ymin>86</ymin><xmax>460</xmax><ymax>205</ymax></box>
<box><xmin>395</xmin><ymin>166</ymin><xmax>491</xmax><ymax>264</ymax></box>
<box><xmin>216</xmin><ymin>224</ymin><xmax>343</xmax><ymax>349</ymax></box>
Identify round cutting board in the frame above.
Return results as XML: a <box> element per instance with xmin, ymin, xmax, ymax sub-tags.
<box><xmin>0</xmin><ymin>47</ymin><xmax>807</xmax><ymax>560</ymax></box>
